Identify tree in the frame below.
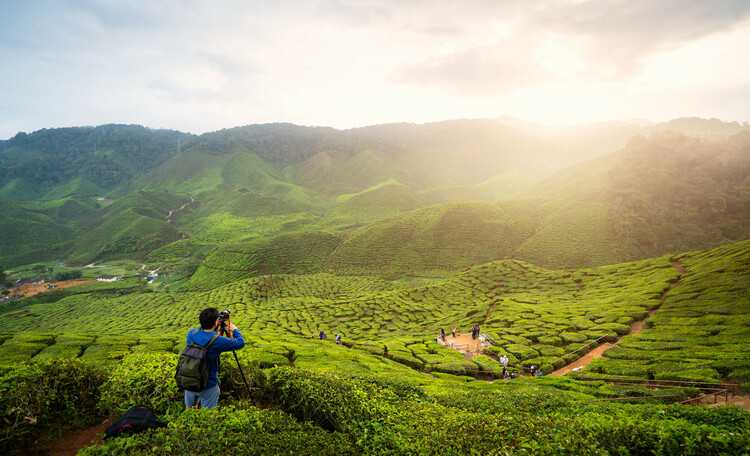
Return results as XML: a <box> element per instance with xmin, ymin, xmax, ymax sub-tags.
<box><xmin>52</xmin><ymin>269</ymin><xmax>83</xmax><ymax>282</ymax></box>
<box><xmin>32</xmin><ymin>264</ymin><xmax>49</xmax><ymax>275</ymax></box>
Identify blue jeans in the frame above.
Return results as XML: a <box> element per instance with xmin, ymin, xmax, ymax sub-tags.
<box><xmin>184</xmin><ymin>384</ymin><xmax>220</xmax><ymax>409</ymax></box>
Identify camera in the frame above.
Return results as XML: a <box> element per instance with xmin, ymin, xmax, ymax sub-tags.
<box><xmin>218</xmin><ymin>308</ymin><xmax>230</xmax><ymax>322</ymax></box>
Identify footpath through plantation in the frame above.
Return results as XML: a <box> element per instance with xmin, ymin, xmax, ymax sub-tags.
<box><xmin>0</xmin><ymin>240</ymin><xmax>749</xmax><ymax>454</ymax></box>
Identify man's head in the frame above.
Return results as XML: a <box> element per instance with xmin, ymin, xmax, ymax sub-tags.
<box><xmin>199</xmin><ymin>307</ymin><xmax>220</xmax><ymax>330</ymax></box>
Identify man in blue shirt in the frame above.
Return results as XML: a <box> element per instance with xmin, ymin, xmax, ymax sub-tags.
<box><xmin>184</xmin><ymin>307</ymin><xmax>245</xmax><ymax>410</ymax></box>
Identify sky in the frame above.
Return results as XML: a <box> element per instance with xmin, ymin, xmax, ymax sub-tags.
<box><xmin>1</xmin><ymin>0</ymin><xmax>750</xmax><ymax>139</ymax></box>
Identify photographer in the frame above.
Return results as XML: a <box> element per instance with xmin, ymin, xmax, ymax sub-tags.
<box><xmin>184</xmin><ymin>307</ymin><xmax>245</xmax><ymax>410</ymax></box>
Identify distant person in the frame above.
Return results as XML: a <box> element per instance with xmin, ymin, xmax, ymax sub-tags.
<box><xmin>335</xmin><ymin>333</ymin><xmax>341</xmax><ymax>345</ymax></box>
<box><xmin>536</xmin><ymin>369</ymin><xmax>543</xmax><ymax>377</ymax></box>
<box><xmin>452</xmin><ymin>326</ymin><xmax>456</xmax><ymax>337</ymax></box>
<box><xmin>530</xmin><ymin>364</ymin><xmax>536</xmax><ymax>376</ymax></box>
<box><xmin>183</xmin><ymin>307</ymin><xmax>245</xmax><ymax>410</ymax></box>
<box><xmin>319</xmin><ymin>330</ymin><xmax>327</xmax><ymax>340</ymax></box>
<box><xmin>440</xmin><ymin>328</ymin><xmax>446</xmax><ymax>341</ymax></box>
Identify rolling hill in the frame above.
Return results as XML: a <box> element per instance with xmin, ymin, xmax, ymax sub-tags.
<box><xmin>1</xmin><ymin>118</ymin><xmax>749</xmax><ymax>274</ymax></box>
<box><xmin>1</xmin><ymin>118</ymin><xmax>749</xmax><ymax>456</ymax></box>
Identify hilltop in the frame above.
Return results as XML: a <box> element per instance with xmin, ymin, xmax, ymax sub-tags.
<box><xmin>1</xmin><ymin>117</ymin><xmax>749</xmax><ymax>281</ymax></box>
<box><xmin>0</xmin><ymin>113</ymin><xmax>748</xmax><ymax>454</ymax></box>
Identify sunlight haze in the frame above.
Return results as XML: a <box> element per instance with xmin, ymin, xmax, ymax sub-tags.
<box><xmin>1</xmin><ymin>0</ymin><xmax>749</xmax><ymax>138</ymax></box>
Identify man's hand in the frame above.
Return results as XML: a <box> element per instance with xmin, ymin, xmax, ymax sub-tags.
<box><xmin>228</xmin><ymin>322</ymin><xmax>238</xmax><ymax>332</ymax></box>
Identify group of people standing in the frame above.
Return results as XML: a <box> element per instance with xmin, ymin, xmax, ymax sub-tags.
<box><xmin>313</xmin><ymin>330</ymin><xmax>342</xmax><ymax>345</ymax></box>
<box><xmin>437</xmin><ymin>325</ymin><xmax>483</xmax><ymax>342</ymax></box>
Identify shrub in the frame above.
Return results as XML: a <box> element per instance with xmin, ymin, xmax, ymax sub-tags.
<box><xmin>78</xmin><ymin>406</ymin><xmax>359</xmax><ymax>456</ymax></box>
<box><xmin>0</xmin><ymin>359</ymin><xmax>108</xmax><ymax>454</ymax></box>
<box><xmin>266</xmin><ymin>367</ymin><xmax>380</xmax><ymax>432</ymax></box>
<box><xmin>98</xmin><ymin>352</ymin><xmax>183</xmax><ymax>417</ymax></box>
<box><xmin>0</xmin><ymin>332</ymin><xmax>57</xmax><ymax>364</ymax></box>
<box><xmin>537</xmin><ymin>345</ymin><xmax>565</xmax><ymax>357</ymax></box>
<box><xmin>504</xmin><ymin>344</ymin><xmax>539</xmax><ymax>361</ymax></box>
<box><xmin>560</xmin><ymin>332</ymin><xmax>588</xmax><ymax>344</ymax></box>
<box><xmin>537</xmin><ymin>335</ymin><xmax>562</xmax><ymax>346</ymax></box>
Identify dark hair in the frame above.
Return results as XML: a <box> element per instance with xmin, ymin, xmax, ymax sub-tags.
<box><xmin>199</xmin><ymin>307</ymin><xmax>219</xmax><ymax>330</ymax></box>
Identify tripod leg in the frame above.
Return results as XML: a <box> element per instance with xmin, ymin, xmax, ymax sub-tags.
<box><xmin>233</xmin><ymin>351</ymin><xmax>255</xmax><ymax>405</ymax></box>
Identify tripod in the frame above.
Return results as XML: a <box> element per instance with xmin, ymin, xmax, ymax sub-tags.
<box><xmin>218</xmin><ymin>319</ymin><xmax>255</xmax><ymax>405</ymax></box>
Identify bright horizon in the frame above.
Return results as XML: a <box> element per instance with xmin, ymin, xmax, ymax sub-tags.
<box><xmin>2</xmin><ymin>1</ymin><xmax>750</xmax><ymax>139</ymax></box>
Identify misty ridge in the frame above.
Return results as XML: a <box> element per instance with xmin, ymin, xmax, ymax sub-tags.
<box><xmin>1</xmin><ymin>115</ymin><xmax>749</xmax><ymax>273</ymax></box>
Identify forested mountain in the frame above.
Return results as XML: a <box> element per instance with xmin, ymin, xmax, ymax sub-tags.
<box><xmin>1</xmin><ymin>118</ymin><xmax>748</xmax><ymax>274</ymax></box>
<box><xmin>0</xmin><ymin>124</ymin><xmax>192</xmax><ymax>201</ymax></box>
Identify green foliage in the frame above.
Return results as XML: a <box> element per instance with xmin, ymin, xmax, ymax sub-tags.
<box><xmin>51</xmin><ymin>268</ymin><xmax>83</xmax><ymax>281</ymax></box>
<box><xmin>98</xmin><ymin>352</ymin><xmax>183</xmax><ymax>417</ymax></box>
<box><xmin>0</xmin><ymin>359</ymin><xmax>107</xmax><ymax>454</ymax></box>
<box><xmin>588</xmin><ymin>240</ymin><xmax>750</xmax><ymax>381</ymax></box>
<box><xmin>0</xmin><ymin>332</ymin><xmax>56</xmax><ymax>363</ymax></box>
<box><xmin>1</xmin><ymin>125</ymin><xmax>190</xmax><ymax>196</ymax></box>
<box><xmin>34</xmin><ymin>334</ymin><xmax>94</xmax><ymax>361</ymax></box>
<box><xmin>78</xmin><ymin>406</ymin><xmax>358</xmax><ymax>456</ymax></box>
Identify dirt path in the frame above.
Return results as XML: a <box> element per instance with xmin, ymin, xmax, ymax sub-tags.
<box><xmin>550</xmin><ymin>308</ymin><xmax>656</xmax><ymax>376</ymax></box>
<box><xmin>438</xmin><ymin>332</ymin><xmax>486</xmax><ymax>359</ymax></box>
<box><xmin>549</xmin><ymin>260</ymin><xmax>687</xmax><ymax>376</ymax></box>
<box><xmin>166</xmin><ymin>193</ymin><xmax>194</xmax><ymax>223</ymax></box>
<box><xmin>550</xmin><ymin>342</ymin><xmax>614</xmax><ymax>376</ymax></box>
<box><xmin>710</xmin><ymin>394</ymin><xmax>750</xmax><ymax>412</ymax></box>
<box><xmin>47</xmin><ymin>419</ymin><xmax>111</xmax><ymax>456</ymax></box>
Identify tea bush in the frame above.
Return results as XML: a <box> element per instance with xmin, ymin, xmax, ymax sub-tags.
<box><xmin>78</xmin><ymin>406</ymin><xmax>359</xmax><ymax>456</ymax></box>
<box><xmin>0</xmin><ymin>359</ymin><xmax>108</xmax><ymax>454</ymax></box>
<box><xmin>98</xmin><ymin>352</ymin><xmax>183</xmax><ymax>417</ymax></box>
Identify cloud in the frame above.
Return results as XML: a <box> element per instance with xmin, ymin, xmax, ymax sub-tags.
<box><xmin>391</xmin><ymin>42</ymin><xmax>553</xmax><ymax>95</ymax></box>
<box><xmin>388</xmin><ymin>0</ymin><xmax>750</xmax><ymax>94</ymax></box>
<box><xmin>532</xmin><ymin>0</ymin><xmax>750</xmax><ymax>79</ymax></box>
<box><xmin>1</xmin><ymin>0</ymin><xmax>749</xmax><ymax>137</ymax></box>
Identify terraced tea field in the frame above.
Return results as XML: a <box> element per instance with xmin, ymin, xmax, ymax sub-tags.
<box><xmin>2</xmin><ymin>240</ymin><xmax>748</xmax><ymax>383</ymax></box>
<box><xmin>581</xmin><ymin>240</ymin><xmax>750</xmax><ymax>384</ymax></box>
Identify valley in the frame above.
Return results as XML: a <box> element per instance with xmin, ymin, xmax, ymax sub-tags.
<box><xmin>1</xmin><ymin>118</ymin><xmax>749</xmax><ymax>454</ymax></box>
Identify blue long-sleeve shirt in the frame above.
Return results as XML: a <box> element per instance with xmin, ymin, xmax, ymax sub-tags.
<box><xmin>185</xmin><ymin>328</ymin><xmax>245</xmax><ymax>389</ymax></box>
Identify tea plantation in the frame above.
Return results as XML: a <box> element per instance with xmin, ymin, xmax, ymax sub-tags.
<box><xmin>1</xmin><ymin>240</ymin><xmax>749</xmax><ymax>454</ymax></box>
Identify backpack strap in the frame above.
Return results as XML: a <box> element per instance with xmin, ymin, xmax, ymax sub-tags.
<box><xmin>188</xmin><ymin>329</ymin><xmax>220</xmax><ymax>349</ymax></box>
<box><xmin>205</xmin><ymin>332</ymin><xmax>220</xmax><ymax>349</ymax></box>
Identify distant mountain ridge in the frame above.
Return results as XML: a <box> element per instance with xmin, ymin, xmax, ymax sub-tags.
<box><xmin>1</xmin><ymin>117</ymin><xmax>748</xmax><ymax>274</ymax></box>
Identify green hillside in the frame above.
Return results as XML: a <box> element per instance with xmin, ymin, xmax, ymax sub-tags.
<box><xmin>64</xmin><ymin>191</ymin><xmax>189</xmax><ymax>264</ymax></box>
<box><xmin>326</xmin><ymin>201</ymin><xmax>538</xmax><ymax>278</ymax></box>
<box><xmin>526</xmin><ymin>131</ymin><xmax>750</xmax><ymax>258</ymax></box>
<box><xmin>3</xmin><ymin>239</ymin><xmax>748</xmax><ymax>384</ymax></box>
<box><xmin>40</xmin><ymin>176</ymin><xmax>105</xmax><ymax>201</ymax></box>
<box><xmin>1</xmin><ymin>118</ymin><xmax>749</xmax><ymax>455</ymax></box>
<box><xmin>583</xmin><ymin>240</ymin><xmax>750</xmax><ymax>383</ymax></box>
<box><xmin>0</xmin><ymin>177</ymin><xmax>40</xmax><ymax>200</ymax></box>
<box><xmin>0</xmin><ymin>124</ymin><xmax>191</xmax><ymax>201</ymax></box>
<box><xmin>1</xmin><ymin>240</ymin><xmax>749</xmax><ymax>455</ymax></box>
<box><xmin>182</xmin><ymin>230</ymin><xmax>345</xmax><ymax>291</ymax></box>
<box><xmin>0</xmin><ymin>197</ymin><xmax>98</xmax><ymax>260</ymax></box>
<box><xmin>326</xmin><ymin>180</ymin><xmax>428</xmax><ymax>226</ymax></box>
<box><xmin>2</xmin><ymin>118</ymin><xmax>749</xmax><ymax>288</ymax></box>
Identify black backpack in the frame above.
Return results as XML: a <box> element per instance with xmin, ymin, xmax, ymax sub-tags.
<box><xmin>104</xmin><ymin>405</ymin><xmax>167</xmax><ymax>439</ymax></box>
<box><xmin>175</xmin><ymin>329</ymin><xmax>220</xmax><ymax>392</ymax></box>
